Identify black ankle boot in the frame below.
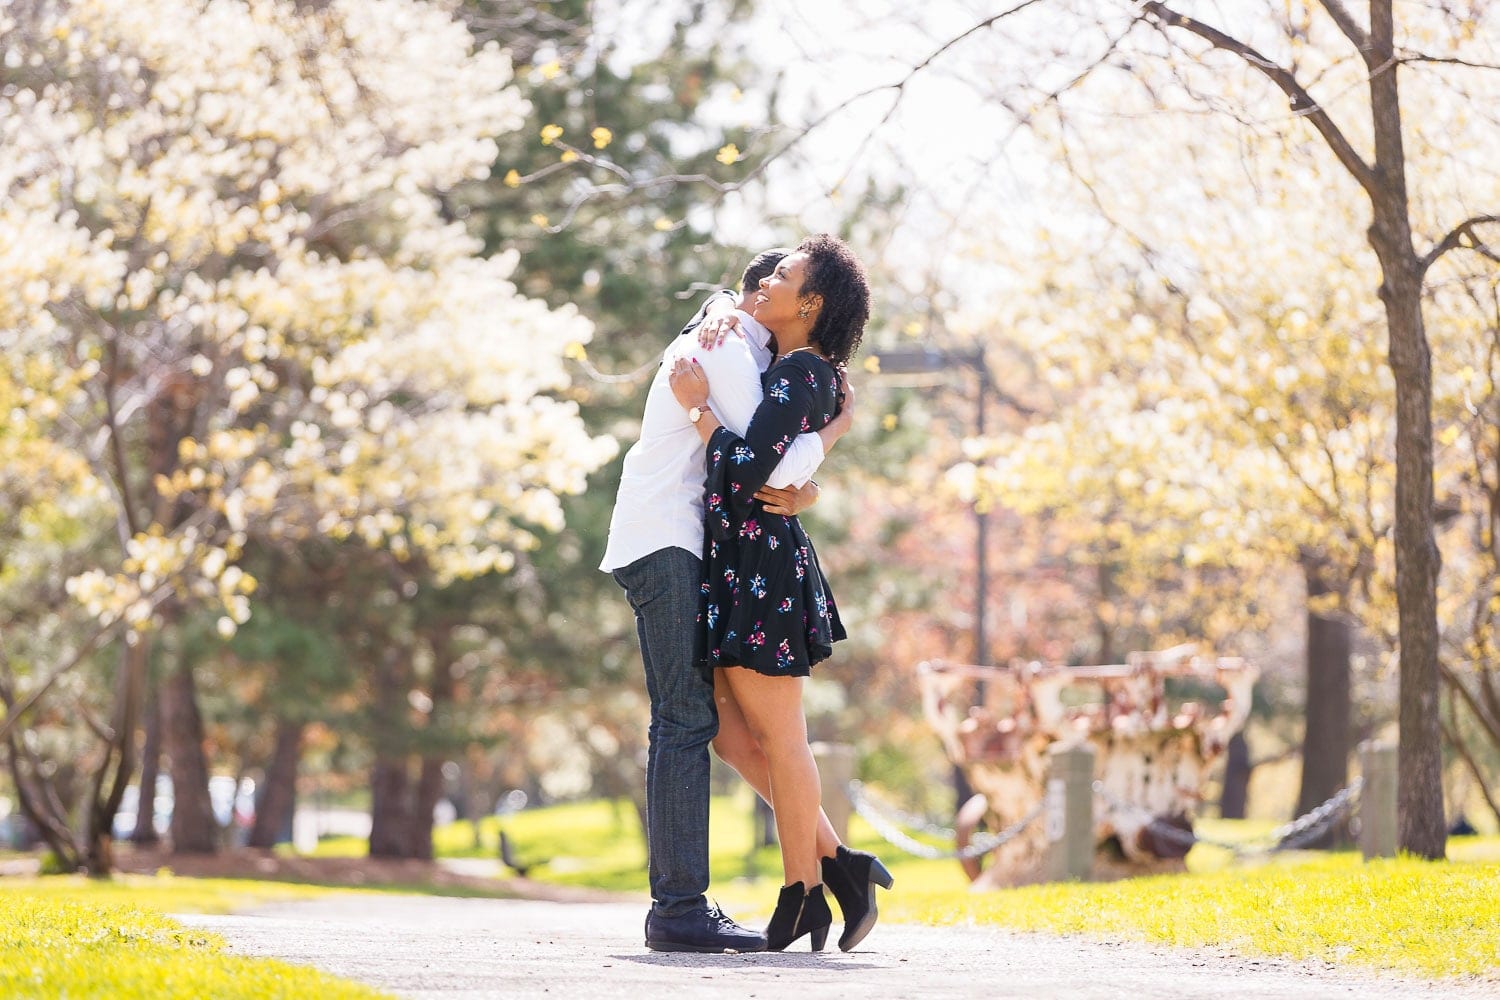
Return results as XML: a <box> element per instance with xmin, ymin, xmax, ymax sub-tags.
<box><xmin>820</xmin><ymin>845</ymin><xmax>894</xmax><ymax>951</ymax></box>
<box><xmin>764</xmin><ymin>881</ymin><xmax>832</xmax><ymax>952</ymax></box>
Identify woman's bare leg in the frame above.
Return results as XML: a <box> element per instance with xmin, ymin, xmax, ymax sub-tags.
<box><xmin>711</xmin><ymin>670</ymin><xmax>841</xmax><ymax>859</ymax></box>
<box><xmin>721</xmin><ymin>665</ymin><xmax>823</xmax><ymax>887</ymax></box>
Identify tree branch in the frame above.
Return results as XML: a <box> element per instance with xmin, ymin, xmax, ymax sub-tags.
<box><xmin>1440</xmin><ymin>701</ymin><xmax>1500</xmax><ymax>829</ymax></box>
<box><xmin>103</xmin><ymin>336</ymin><xmax>142</xmax><ymax>542</ymax></box>
<box><xmin>1420</xmin><ymin>214</ymin><xmax>1500</xmax><ymax>275</ymax></box>
<box><xmin>1439</xmin><ymin>658</ymin><xmax>1500</xmax><ymax>746</ymax></box>
<box><xmin>1400</xmin><ymin>53</ymin><xmax>1500</xmax><ymax>73</ymax></box>
<box><xmin>1139</xmin><ymin>2</ymin><xmax>1378</xmax><ymax>198</ymax></box>
<box><xmin>1316</xmin><ymin>0</ymin><xmax>1370</xmax><ymax>57</ymax></box>
<box><xmin>0</xmin><ymin>618</ymin><xmax>122</xmax><ymax>745</ymax></box>
<box><xmin>505</xmin><ymin>0</ymin><xmax>1048</xmax><ymax>232</ymax></box>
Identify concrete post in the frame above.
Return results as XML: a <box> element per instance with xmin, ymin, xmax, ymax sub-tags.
<box><xmin>1046</xmin><ymin>741</ymin><xmax>1095</xmax><ymax>882</ymax></box>
<box><xmin>1359</xmin><ymin>740</ymin><xmax>1398</xmax><ymax>861</ymax></box>
<box><xmin>812</xmin><ymin>741</ymin><xmax>856</xmax><ymax>843</ymax></box>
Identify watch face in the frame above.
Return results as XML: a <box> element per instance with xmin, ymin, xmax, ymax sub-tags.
<box><xmin>690</xmin><ymin>406</ymin><xmax>703</xmax><ymax>423</ymax></box>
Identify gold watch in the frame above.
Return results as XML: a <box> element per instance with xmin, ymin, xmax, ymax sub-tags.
<box><xmin>689</xmin><ymin>406</ymin><xmax>705</xmax><ymax>424</ymax></box>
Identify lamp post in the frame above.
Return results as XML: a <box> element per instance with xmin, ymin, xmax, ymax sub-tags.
<box><xmin>870</xmin><ymin>347</ymin><xmax>992</xmax><ymax>671</ymax></box>
<box><xmin>870</xmin><ymin>346</ymin><xmax>992</xmax><ymax>810</ymax></box>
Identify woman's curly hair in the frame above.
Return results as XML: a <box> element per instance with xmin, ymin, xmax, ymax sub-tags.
<box><xmin>797</xmin><ymin>233</ymin><xmax>870</xmax><ymax>367</ymax></box>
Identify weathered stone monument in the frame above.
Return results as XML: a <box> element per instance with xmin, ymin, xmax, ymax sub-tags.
<box><xmin>919</xmin><ymin>644</ymin><xmax>1258</xmax><ymax>887</ymax></box>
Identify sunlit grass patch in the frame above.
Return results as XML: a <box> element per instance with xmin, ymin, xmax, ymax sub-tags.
<box><xmin>0</xmin><ymin>887</ymin><xmax>389</xmax><ymax>1000</ymax></box>
<box><xmin>2</xmin><ymin>873</ymin><xmax>334</xmax><ymax>914</ymax></box>
<box><xmin>888</xmin><ymin>853</ymin><xmax>1500</xmax><ymax>979</ymax></box>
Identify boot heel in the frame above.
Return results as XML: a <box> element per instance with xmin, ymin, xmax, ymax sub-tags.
<box><xmin>810</xmin><ymin>924</ymin><xmax>829</xmax><ymax>952</ymax></box>
<box><xmin>868</xmin><ymin>858</ymin><xmax>895</xmax><ymax>891</ymax></box>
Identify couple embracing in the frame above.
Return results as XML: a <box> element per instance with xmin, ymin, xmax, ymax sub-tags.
<box><xmin>600</xmin><ymin>234</ymin><xmax>893</xmax><ymax>953</ymax></box>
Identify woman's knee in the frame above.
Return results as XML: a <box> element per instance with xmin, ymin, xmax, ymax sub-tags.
<box><xmin>713</xmin><ymin>731</ymin><xmax>765</xmax><ymax>774</ymax></box>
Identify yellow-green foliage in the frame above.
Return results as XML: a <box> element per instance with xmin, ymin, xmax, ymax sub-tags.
<box><xmin>5</xmin><ymin>873</ymin><xmax>334</xmax><ymax>914</ymax></box>
<box><xmin>887</xmin><ymin>854</ymin><xmax>1500</xmax><ymax>979</ymax></box>
<box><xmin>0</xmin><ymin>879</ymin><xmax>390</xmax><ymax>999</ymax></box>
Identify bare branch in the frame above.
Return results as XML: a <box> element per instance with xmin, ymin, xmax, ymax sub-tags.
<box><xmin>505</xmin><ymin>1</ymin><xmax>1049</xmax><ymax>231</ymax></box>
<box><xmin>710</xmin><ymin>0</ymin><xmax>1050</xmax><ymax>194</ymax></box>
<box><xmin>0</xmin><ymin>619</ymin><xmax>121</xmax><ymax>745</ymax></box>
<box><xmin>1421</xmin><ymin>214</ymin><xmax>1500</xmax><ymax>275</ymax></box>
<box><xmin>0</xmin><ymin>557</ymin><xmax>192</xmax><ymax>746</ymax></box>
<box><xmin>1139</xmin><ymin>2</ymin><xmax>1378</xmax><ymax>198</ymax></box>
<box><xmin>1440</xmin><ymin>658</ymin><xmax>1500</xmax><ymax>745</ymax></box>
<box><xmin>1316</xmin><ymin>0</ymin><xmax>1370</xmax><ymax>57</ymax></box>
<box><xmin>103</xmin><ymin>336</ymin><xmax>142</xmax><ymax>541</ymax></box>
<box><xmin>1400</xmin><ymin>53</ymin><xmax>1500</xmax><ymax>73</ymax></box>
<box><xmin>1439</xmin><ymin>708</ymin><xmax>1500</xmax><ymax>827</ymax></box>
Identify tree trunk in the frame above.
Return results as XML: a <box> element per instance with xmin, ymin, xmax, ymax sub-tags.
<box><xmin>248</xmin><ymin>717</ymin><xmax>303</xmax><ymax>849</ymax></box>
<box><xmin>1293</xmin><ymin>556</ymin><xmax>1351</xmax><ymax>847</ymax></box>
<box><xmin>4</xmin><ymin>733</ymin><xmax>81</xmax><ymax>870</ymax></box>
<box><xmin>1219</xmin><ymin>731</ymin><xmax>1251</xmax><ymax>820</ymax></box>
<box><xmin>369</xmin><ymin>756</ymin><xmax>414</xmax><ymax>858</ymax></box>
<box><xmin>410</xmin><ymin>757</ymin><xmax>443</xmax><ymax>861</ymax></box>
<box><xmin>368</xmin><ymin>648</ymin><xmax>415</xmax><ymax>857</ymax></box>
<box><xmin>163</xmin><ymin>659</ymin><xmax>219</xmax><ymax>854</ymax></box>
<box><xmin>1095</xmin><ymin>558</ymin><xmax>1116</xmax><ymax>666</ymax></box>
<box><xmin>82</xmin><ymin>636</ymin><xmax>149</xmax><ymax>875</ymax></box>
<box><xmin>132</xmin><ymin>679</ymin><xmax>162</xmax><ymax>845</ymax></box>
<box><xmin>409</xmin><ymin>634</ymin><xmax>456</xmax><ymax>861</ymax></box>
<box><xmin>1368</xmin><ymin>1</ymin><xmax>1446</xmax><ymax>859</ymax></box>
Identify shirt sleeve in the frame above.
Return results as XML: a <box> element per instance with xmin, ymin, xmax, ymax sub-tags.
<box><xmin>678</xmin><ymin>289</ymin><xmax>737</xmax><ymax>338</ymax></box>
<box><xmin>696</xmin><ymin>334</ymin><xmax>824</xmax><ymax>489</ymax></box>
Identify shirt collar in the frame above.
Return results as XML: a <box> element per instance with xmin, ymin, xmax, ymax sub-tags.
<box><xmin>736</xmin><ymin>309</ymin><xmax>773</xmax><ymax>350</ymax></box>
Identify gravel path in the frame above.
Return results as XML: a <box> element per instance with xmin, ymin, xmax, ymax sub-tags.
<box><xmin>181</xmin><ymin>895</ymin><xmax>1496</xmax><ymax>999</ymax></box>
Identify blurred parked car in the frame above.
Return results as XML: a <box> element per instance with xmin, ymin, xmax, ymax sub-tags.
<box><xmin>111</xmin><ymin>775</ymin><xmax>172</xmax><ymax>840</ymax></box>
<box><xmin>110</xmin><ymin>775</ymin><xmax>255</xmax><ymax>844</ymax></box>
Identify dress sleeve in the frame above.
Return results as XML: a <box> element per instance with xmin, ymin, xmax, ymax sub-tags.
<box><xmin>703</xmin><ymin>357</ymin><xmax>824</xmax><ymax>540</ymax></box>
<box><xmin>695</xmin><ymin>316</ymin><xmax>825</xmax><ymax>490</ymax></box>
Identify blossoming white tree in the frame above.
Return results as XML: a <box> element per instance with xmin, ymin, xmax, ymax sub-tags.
<box><xmin>0</xmin><ymin>0</ymin><xmax>615</xmax><ymax>872</ymax></box>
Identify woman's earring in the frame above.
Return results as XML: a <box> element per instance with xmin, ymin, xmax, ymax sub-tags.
<box><xmin>798</xmin><ymin>305</ymin><xmax>811</xmax><ymax>318</ymax></box>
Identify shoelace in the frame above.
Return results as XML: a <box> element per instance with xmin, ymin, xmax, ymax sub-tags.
<box><xmin>705</xmin><ymin>901</ymin><xmax>742</xmax><ymax>931</ymax></box>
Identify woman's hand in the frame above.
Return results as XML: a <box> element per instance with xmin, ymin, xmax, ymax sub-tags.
<box><xmin>669</xmin><ymin>357</ymin><xmax>711</xmax><ymax>409</ymax></box>
<box><xmin>698</xmin><ymin>312</ymin><xmax>742</xmax><ymax>350</ymax></box>
<box><xmin>754</xmin><ymin>481</ymin><xmax>820</xmax><ymax>516</ymax></box>
<box><xmin>817</xmin><ymin>378</ymin><xmax>855</xmax><ymax>453</ymax></box>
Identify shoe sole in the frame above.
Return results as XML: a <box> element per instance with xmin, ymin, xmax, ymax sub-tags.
<box><xmin>839</xmin><ymin>895</ymin><xmax>878</xmax><ymax>952</ymax></box>
<box><xmin>646</xmin><ymin>941</ymin><xmax>765</xmax><ymax>954</ymax></box>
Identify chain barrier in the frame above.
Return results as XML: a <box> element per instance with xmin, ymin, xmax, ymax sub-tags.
<box><xmin>1090</xmin><ymin>778</ymin><xmax>1363</xmax><ymax>857</ymax></box>
<box><xmin>844</xmin><ymin>780</ymin><xmax>1043</xmax><ymax>860</ymax></box>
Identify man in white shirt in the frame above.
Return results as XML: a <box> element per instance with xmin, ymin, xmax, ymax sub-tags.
<box><xmin>600</xmin><ymin>249</ymin><xmax>854</xmax><ymax>952</ymax></box>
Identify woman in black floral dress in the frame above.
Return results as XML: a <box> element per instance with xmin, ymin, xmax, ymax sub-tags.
<box><xmin>669</xmin><ymin>234</ymin><xmax>891</xmax><ymax>954</ymax></box>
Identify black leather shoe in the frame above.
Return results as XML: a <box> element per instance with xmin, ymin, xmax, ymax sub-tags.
<box><xmin>820</xmin><ymin>845</ymin><xmax>894</xmax><ymax>951</ymax></box>
<box><xmin>645</xmin><ymin>903</ymin><xmax>768</xmax><ymax>953</ymax></box>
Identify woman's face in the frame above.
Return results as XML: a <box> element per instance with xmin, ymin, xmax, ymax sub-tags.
<box><xmin>750</xmin><ymin>251</ymin><xmax>813</xmax><ymax>331</ymax></box>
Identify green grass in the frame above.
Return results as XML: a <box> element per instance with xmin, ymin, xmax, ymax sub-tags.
<box><xmin>900</xmin><ymin>854</ymin><xmax>1500</xmax><ymax>979</ymax></box>
<box><xmin>0</xmin><ymin>877</ymin><xmax>390</xmax><ymax>999</ymax></box>
<box><xmin>3</xmin><ymin>872</ymin><xmax>338</xmax><ymax>914</ymax></box>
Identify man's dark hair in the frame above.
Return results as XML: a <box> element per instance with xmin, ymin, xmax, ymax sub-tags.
<box><xmin>741</xmin><ymin>247</ymin><xmax>791</xmax><ymax>293</ymax></box>
<box><xmin>797</xmin><ymin>233</ymin><xmax>870</xmax><ymax>366</ymax></box>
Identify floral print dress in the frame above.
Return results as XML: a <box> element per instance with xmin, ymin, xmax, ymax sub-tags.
<box><xmin>699</xmin><ymin>350</ymin><xmax>846</xmax><ymax>677</ymax></box>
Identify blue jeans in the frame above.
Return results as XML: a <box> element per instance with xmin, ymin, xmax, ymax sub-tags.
<box><xmin>613</xmin><ymin>546</ymin><xmax>716</xmax><ymax>917</ymax></box>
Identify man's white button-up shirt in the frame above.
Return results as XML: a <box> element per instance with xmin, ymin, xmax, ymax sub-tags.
<box><xmin>599</xmin><ymin>309</ymin><xmax>825</xmax><ymax>573</ymax></box>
